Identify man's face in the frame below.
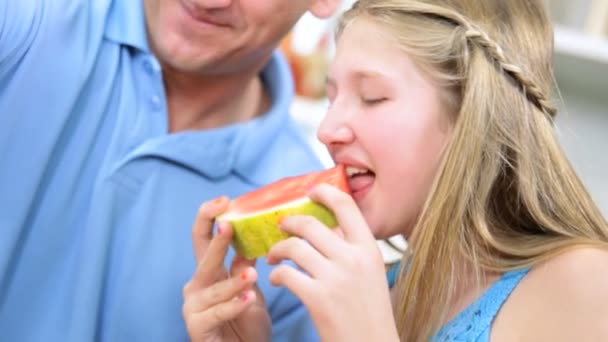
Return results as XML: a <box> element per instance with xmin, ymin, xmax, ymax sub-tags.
<box><xmin>144</xmin><ymin>0</ymin><xmax>310</xmax><ymax>74</ymax></box>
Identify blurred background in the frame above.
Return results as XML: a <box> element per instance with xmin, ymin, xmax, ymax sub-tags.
<box><xmin>282</xmin><ymin>0</ymin><xmax>608</xmax><ymax>261</ymax></box>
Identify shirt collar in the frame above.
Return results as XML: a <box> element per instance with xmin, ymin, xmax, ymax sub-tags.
<box><xmin>231</xmin><ymin>51</ymin><xmax>296</xmax><ymax>183</ymax></box>
<box><xmin>124</xmin><ymin>52</ymin><xmax>297</xmax><ymax>186</ymax></box>
<box><xmin>104</xmin><ymin>0</ymin><xmax>150</xmax><ymax>52</ymax></box>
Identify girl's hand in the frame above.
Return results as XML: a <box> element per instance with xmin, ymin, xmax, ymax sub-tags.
<box><xmin>183</xmin><ymin>197</ymin><xmax>271</xmax><ymax>342</ymax></box>
<box><xmin>266</xmin><ymin>184</ymin><xmax>399</xmax><ymax>342</ymax></box>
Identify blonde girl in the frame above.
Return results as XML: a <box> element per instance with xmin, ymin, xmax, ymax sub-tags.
<box><xmin>184</xmin><ymin>1</ymin><xmax>608</xmax><ymax>341</ymax></box>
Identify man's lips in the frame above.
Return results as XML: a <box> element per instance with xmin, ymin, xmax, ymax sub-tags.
<box><xmin>180</xmin><ymin>0</ymin><xmax>233</xmax><ymax>27</ymax></box>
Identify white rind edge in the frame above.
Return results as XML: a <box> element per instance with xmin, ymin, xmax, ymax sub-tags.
<box><xmin>217</xmin><ymin>197</ymin><xmax>313</xmax><ymax>221</ymax></box>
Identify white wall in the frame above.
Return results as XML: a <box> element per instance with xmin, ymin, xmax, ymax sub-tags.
<box><xmin>555</xmin><ymin>87</ymin><xmax>608</xmax><ymax>217</ymax></box>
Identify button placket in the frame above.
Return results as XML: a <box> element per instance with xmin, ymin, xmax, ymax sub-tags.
<box><xmin>149</xmin><ymin>95</ymin><xmax>162</xmax><ymax>111</ymax></box>
<box><xmin>143</xmin><ymin>59</ymin><xmax>155</xmax><ymax>75</ymax></box>
<box><xmin>143</xmin><ymin>57</ymin><xmax>161</xmax><ymax>75</ymax></box>
<box><xmin>141</xmin><ymin>57</ymin><xmax>165</xmax><ymax>113</ymax></box>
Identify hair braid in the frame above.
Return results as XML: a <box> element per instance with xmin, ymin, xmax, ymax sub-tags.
<box><xmin>423</xmin><ymin>5</ymin><xmax>557</xmax><ymax>118</ymax></box>
<box><xmin>463</xmin><ymin>27</ymin><xmax>557</xmax><ymax>118</ymax></box>
<box><xmin>361</xmin><ymin>0</ymin><xmax>558</xmax><ymax>118</ymax></box>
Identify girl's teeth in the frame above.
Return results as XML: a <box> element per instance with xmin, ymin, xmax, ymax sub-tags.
<box><xmin>346</xmin><ymin>166</ymin><xmax>369</xmax><ymax>177</ymax></box>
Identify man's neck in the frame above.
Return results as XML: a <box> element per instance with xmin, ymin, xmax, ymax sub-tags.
<box><xmin>163</xmin><ymin>66</ymin><xmax>271</xmax><ymax>133</ymax></box>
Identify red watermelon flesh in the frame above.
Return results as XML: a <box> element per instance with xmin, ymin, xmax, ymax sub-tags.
<box><xmin>217</xmin><ymin>164</ymin><xmax>350</xmax><ymax>259</ymax></box>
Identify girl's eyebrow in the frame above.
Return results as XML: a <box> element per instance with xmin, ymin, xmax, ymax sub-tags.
<box><xmin>326</xmin><ymin>70</ymin><xmax>390</xmax><ymax>86</ymax></box>
<box><xmin>353</xmin><ymin>70</ymin><xmax>386</xmax><ymax>80</ymax></box>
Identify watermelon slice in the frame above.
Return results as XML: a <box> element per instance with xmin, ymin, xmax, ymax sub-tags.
<box><xmin>216</xmin><ymin>164</ymin><xmax>351</xmax><ymax>259</ymax></box>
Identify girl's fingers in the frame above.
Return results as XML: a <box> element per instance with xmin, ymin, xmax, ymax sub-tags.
<box><xmin>269</xmin><ymin>264</ymin><xmax>317</xmax><ymax>303</ymax></box>
<box><xmin>229</xmin><ymin>256</ymin><xmax>265</xmax><ymax>303</ymax></box>
<box><xmin>183</xmin><ymin>269</ymin><xmax>257</xmax><ymax>314</ymax></box>
<box><xmin>309</xmin><ymin>184</ymin><xmax>375</xmax><ymax>244</ymax></box>
<box><xmin>191</xmin><ymin>222</ymin><xmax>234</xmax><ymax>289</ymax></box>
<box><xmin>333</xmin><ymin>227</ymin><xmax>345</xmax><ymax>240</ymax></box>
<box><xmin>229</xmin><ymin>255</ymin><xmax>257</xmax><ymax>279</ymax></box>
<box><xmin>277</xmin><ymin>215</ymin><xmax>346</xmax><ymax>260</ymax></box>
<box><xmin>192</xmin><ymin>196</ymin><xmax>230</xmax><ymax>262</ymax></box>
<box><xmin>267</xmin><ymin>237</ymin><xmax>328</xmax><ymax>278</ymax></box>
<box><xmin>185</xmin><ymin>289</ymin><xmax>256</xmax><ymax>333</ymax></box>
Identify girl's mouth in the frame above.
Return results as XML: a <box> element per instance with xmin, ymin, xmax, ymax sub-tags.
<box><xmin>346</xmin><ymin>166</ymin><xmax>375</xmax><ymax>200</ymax></box>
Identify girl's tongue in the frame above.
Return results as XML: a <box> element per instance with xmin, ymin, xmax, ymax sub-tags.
<box><xmin>348</xmin><ymin>173</ymin><xmax>375</xmax><ymax>193</ymax></box>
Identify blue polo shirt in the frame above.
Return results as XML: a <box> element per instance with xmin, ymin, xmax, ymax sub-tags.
<box><xmin>0</xmin><ymin>1</ymin><xmax>323</xmax><ymax>341</ymax></box>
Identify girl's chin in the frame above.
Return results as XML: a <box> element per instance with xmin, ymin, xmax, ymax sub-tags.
<box><xmin>368</xmin><ymin>223</ymin><xmax>392</xmax><ymax>240</ymax></box>
<box><xmin>370</xmin><ymin>222</ymin><xmax>409</xmax><ymax>241</ymax></box>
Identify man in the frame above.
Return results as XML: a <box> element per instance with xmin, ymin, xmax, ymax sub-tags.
<box><xmin>0</xmin><ymin>0</ymin><xmax>339</xmax><ymax>341</ymax></box>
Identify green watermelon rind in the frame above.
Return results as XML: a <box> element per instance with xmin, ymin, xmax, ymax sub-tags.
<box><xmin>221</xmin><ymin>200</ymin><xmax>338</xmax><ymax>259</ymax></box>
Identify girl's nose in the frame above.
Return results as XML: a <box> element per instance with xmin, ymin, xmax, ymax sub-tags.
<box><xmin>316</xmin><ymin>107</ymin><xmax>355</xmax><ymax>148</ymax></box>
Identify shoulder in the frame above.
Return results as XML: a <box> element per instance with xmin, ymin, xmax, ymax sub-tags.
<box><xmin>491</xmin><ymin>246</ymin><xmax>608</xmax><ymax>341</ymax></box>
<box><xmin>528</xmin><ymin>247</ymin><xmax>608</xmax><ymax>311</ymax></box>
<box><xmin>529</xmin><ymin>247</ymin><xmax>608</xmax><ymax>298</ymax></box>
<box><xmin>1</xmin><ymin>0</ymin><xmax>111</xmax><ymax>76</ymax></box>
<box><xmin>1</xmin><ymin>1</ymin><xmax>44</xmax><ymax>73</ymax></box>
<box><xmin>1</xmin><ymin>0</ymin><xmax>106</xmax><ymax>39</ymax></box>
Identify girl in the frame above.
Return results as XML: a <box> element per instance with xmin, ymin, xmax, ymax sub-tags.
<box><xmin>183</xmin><ymin>1</ymin><xmax>608</xmax><ymax>341</ymax></box>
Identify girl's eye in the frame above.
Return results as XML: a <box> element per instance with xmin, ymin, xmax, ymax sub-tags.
<box><xmin>362</xmin><ymin>97</ymin><xmax>387</xmax><ymax>105</ymax></box>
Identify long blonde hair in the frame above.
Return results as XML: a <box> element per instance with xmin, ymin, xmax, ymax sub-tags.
<box><xmin>338</xmin><ymin>1</ymin><xmax>608</xmax><ymax>340</ymax></box>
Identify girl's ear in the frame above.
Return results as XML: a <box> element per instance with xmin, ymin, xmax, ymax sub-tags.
<box><xmin>308</xmin><ymin>0</ymin><xmax>341</xmax><ymax>19</ymax></box>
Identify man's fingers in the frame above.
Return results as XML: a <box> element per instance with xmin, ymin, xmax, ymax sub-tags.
<box><xmin>192</xmin><ymin>196</ymin><xmax>230</xmax><ymax>262</ymax></box>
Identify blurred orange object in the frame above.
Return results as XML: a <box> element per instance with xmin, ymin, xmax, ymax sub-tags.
<box><xmin>280</xmin><ymin>31</ymin><xmax>330</xmax><ymax>100</ymax></box>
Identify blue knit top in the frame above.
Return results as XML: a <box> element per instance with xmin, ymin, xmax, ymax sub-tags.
<box><xmin>386</xmin><ymin>264</ymin><xmax>530</xmax><ymax>341</ymax></box>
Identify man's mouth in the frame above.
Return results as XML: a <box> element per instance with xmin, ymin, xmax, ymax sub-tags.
<box><xmin>180</xmin><ymin>0</ymin><xmax>233</xmax><ymax>28</ymax></box>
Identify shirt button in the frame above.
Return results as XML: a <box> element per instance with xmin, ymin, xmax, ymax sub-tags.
<box><xmin>150</xmin><ymin>95</ymin><xmax>162</xmax><ymax>111</ymax></box>
<box><xmin>143</xmin><ymin>59</ymin><xmax>159</xmax><ymax>75</ymax></box>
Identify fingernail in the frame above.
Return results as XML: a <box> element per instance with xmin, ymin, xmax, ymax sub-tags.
<box><xmin>213</xmin><ymin>197</ymin><xmax>224</xmax><ymax>205</ymax></box>
<box><xmin>240</xmin><ymin>269</ymin><xmax>248</xmax><ymax>280</ymax></box>
<box><xmin>217</xmin><ymin>223</ymin><xmax>224</xmax><ymax>235</ymax></box>
<box><xmin>240</xmin><ymin>291</ymin><xmax>249</xmax><ymax>301</ymax></box>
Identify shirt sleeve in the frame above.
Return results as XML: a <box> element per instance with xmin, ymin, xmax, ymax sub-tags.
<box><xmin>0</xmin><ymin>1</ymin><xmax>44</xmax><ymax>79</ymax></box>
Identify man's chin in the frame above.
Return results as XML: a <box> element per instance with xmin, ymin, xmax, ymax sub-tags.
<box><xmin>155</xmin><ymin>44</ymin><xmax>208</xmax><ymax>73</ymax></box>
